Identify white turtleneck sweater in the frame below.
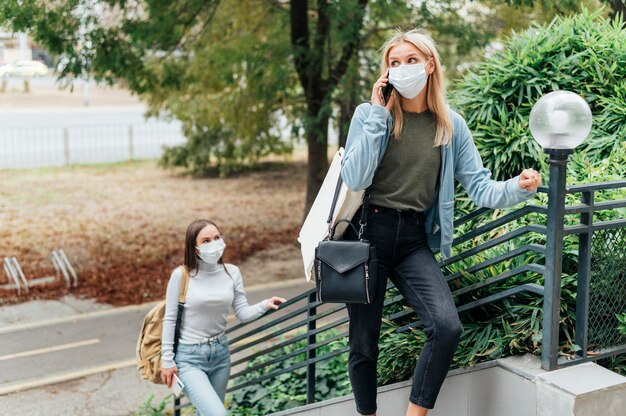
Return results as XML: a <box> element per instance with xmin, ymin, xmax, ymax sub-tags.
<box><xmin>161</xmin><ymin>261</ymin><xmax>268</xmax><ymax>368</ymax></box>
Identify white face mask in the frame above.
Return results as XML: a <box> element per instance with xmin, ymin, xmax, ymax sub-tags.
<box><xmin>196</xmin><ymin>239</ymin><xmax>226</xmax><ymax>264</ymax></box>
<box><xmin>388</xmin><ymin>61</ymin><xmax>429</xmax><ymax>99</ymax></box>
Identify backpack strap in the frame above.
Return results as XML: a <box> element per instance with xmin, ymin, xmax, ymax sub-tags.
<box><xmin>178</xmin><ymin>266</ymin><xmax>190</xmax><ymax>303</ymax></box>
<box><xmin>173</xmin><ymin>266</ymin><xmax>190</xmax><ymax>354</ymax></box>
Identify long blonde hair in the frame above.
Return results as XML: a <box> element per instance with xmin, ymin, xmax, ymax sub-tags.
<box><xmin>380</xmin><ymin>29</ymin><xmax>452</xmax><ymax>146</ymax></box>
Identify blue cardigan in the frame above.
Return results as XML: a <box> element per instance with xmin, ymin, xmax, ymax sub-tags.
<box><xmin>341</xmin><ymin>102</ymin><xmax>536</xmax><ymax>259</ymax></box>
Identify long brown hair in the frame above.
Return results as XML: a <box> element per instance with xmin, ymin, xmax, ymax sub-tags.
<box><xmin>380</xmin><ymin>29</ymin><xmax>452</xmax><ymax>146</ymax></box>
<box><xmin>184</xmin><ymin>219</ymin><xmax>230</xmax><ymax>278</ymax></box>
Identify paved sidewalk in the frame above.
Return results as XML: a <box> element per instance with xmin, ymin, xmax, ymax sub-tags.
<box><xmin>0</xmin><ymin>278</ymin><xmax>313</xmax><ymax>415</ymax></box>
<box><xmin>0</xmin><ymin>367</ymin><xmax>170</xmax><ymax>416</ymax></box>
<box><xmin>0</xmin><ymin>295</ymin><xmax>111</xmax><ymax>327</ymax></box>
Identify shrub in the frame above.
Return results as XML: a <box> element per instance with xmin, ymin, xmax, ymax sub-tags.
<box><xmin>229</xmin><ymin>331</ymin><xmax>351</xmax><ymax>415</ymax></box>
<box><xmin>450</xmin><ymin>8</ymin><xmax>626</xmax><ymax>182</ymax></box>
<box><xmin>618</xmin><ymin>314</ymin><xmax>626</xmax><ymax>336</ymax></box>
<box><xmin>133</xmin><ymin>394</ymin><xmax>172</xmax><ymax>416</ymax></box>
<box><xmin>159</xmin><ymin>123</ymin><xmax>292</xmax><ymax>177</ymax></box>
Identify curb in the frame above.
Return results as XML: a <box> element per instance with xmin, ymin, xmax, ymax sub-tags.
<box><xmin>0</xmin><ymin>278</ymin><xmax>311</xmax><ymax>335</ymax></box>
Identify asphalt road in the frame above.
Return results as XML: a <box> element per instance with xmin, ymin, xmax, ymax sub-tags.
<box><xmin>0</xmin><ymin>279</ymin><xmax>317</xmax><ymax>396</ymax></box>
<box><xmin>0</xmin><ymin>106</ymin><xmax>161</xmax><ymax>128</ymax></box>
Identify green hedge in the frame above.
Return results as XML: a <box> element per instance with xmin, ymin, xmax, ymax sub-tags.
<box><xmin>228</xmin><ymin>331</ymin><xmax>351</xmax><ymax>415</ymax></box>
<box><xmin>450</xmin><ymin>8</ymin><xmax>626</xmax><ymax>181</ymax></box>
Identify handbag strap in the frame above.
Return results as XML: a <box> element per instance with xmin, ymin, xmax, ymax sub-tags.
<box><xmin>173</xmin><ymin>266</ymin><xmax>190</xmax><ymax>354</ymax></box>
<box><xmin>358</xmin><ymin>187</ymin><xmax>372</xmax><ymax>239</ymax></box>
<box><xmin>329</xmin><ymin>127</ymin><xmax>391</xmax><ymax>239</ymax></box>
<box><xmin>326</xmin><ymin>172</ymin><xmax>345</xmax><ymax>226</ymax></box>
<box><xmin>325</xmin><ymin>170</ymin><xmax>372</xmax><ymax>241</ymax></box>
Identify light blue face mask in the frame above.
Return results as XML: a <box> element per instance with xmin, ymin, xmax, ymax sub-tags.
<box><xmin>388</xmin><ymin>61</ymin><xmax>430</xmax><ymax>100</ymax></box>
<box><xmin>196</xmin><ymin>239</ymin><xmax>226</xmax><ymax>264</ymax></box>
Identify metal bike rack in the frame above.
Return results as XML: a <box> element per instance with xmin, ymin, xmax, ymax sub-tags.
<box><xmin>2</xmin><ymin>257</ymin><xmax>27</xmax><ymax>295</ymax></box>
<box><xmin>51</xmin><ymin>249</ymin><xmax>78</xmax><ymax>288</ymax></box>
<box><xmin>0</xmin><ymin>250</ymin><xmax>78</xmax><ymax>295</ymax></box>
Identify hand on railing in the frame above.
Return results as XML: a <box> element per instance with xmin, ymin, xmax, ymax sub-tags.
<box><xmin>266</xmin><ymin>296</ymin><xmax>287</xmax><ymax>310</ymax></box>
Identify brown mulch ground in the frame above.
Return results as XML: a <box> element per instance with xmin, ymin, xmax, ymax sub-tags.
<box><xmin>0</xmin><ymin>159</ymin><xmax>307</xmax><ymax>306</ymax></box>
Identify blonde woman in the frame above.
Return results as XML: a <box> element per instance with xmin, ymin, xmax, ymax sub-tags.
<box><xmin>340</xmin><ymin>30</ymin><xmax>542</xmax><ymax>416</ymax></box>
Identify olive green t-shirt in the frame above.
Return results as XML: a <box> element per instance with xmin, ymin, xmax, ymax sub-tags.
<box><xmin>370</xmin><ymin>110</ymin><xmax>441</xmax><ymax>212</ymax></box>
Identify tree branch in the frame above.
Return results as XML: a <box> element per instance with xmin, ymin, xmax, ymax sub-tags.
<box><xmin>313</xmin><ymin>0</ymin><xmax>330</xmax><ymax>66</ymax></box>
<box><xmin>166</xmin><ymin>0</ymin><xmax>221</xmax><ymax>56</ymax></box>
<box><xmin>328</xmin><ymin>0</ymin><xmax>368</xmax><ymax>91</ymax></box>
<box><xmin>290</xmin><ymin>0</ymin><xmax>310</xmax><ymax>97</ymax></box>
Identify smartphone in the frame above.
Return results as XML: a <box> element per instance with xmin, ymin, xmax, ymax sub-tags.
<box><xmin>381</xmin><ymin>70</ymin><xmax>394</xmax><ymax>105</ymax></box>
<box><xmin>171</xmin><ymin>373</ymin><xmax>185</xmax><ymax>398</ymax></box>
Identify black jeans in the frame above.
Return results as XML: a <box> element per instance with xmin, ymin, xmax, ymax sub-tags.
<box><xmin>345</xmin><ymin>205</ymin><xmax>462</xmax><ymax>414</ymax></box>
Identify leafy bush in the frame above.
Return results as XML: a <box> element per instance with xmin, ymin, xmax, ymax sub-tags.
<box><xmin>229</xmin><ymin>331</ymin><xmax>351</xmax><ymax>415</ymax></box>
<box><xmin>159</xmin><ymin>123</ymin><xmax>292</xmax><ymax>177</ymax></box>
<box><xmin>450</xmin><ymin>8</ymin><xmax>626</xmax><ymax>181</ymax></box>
<box><xmin>133</xmin><ymin>394</ymin><xmax>172</xmax><ymax>416</ymax></box>
<box><xmin>618</xmin><ymin>314</ymin><xmax>626</xmax><ymax>335</ymax></box>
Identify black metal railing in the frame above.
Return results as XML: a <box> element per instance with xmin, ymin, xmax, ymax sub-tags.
<box><xmin>172</xmin><ymin>179</ymin><xmax>626</xmax><ymax>415</ymax></box>
<box><xmin>565</xmin><ymin>181</ymin><xmax>626</xmax><ymax>366</ymax></box>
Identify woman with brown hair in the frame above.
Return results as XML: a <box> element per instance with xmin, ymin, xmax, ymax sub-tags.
<box><xmin>160</xmin><ymin>219</ymin><xmax>285</xmax><ymax>416</ymax></box>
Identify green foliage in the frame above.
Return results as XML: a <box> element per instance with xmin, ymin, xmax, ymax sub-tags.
<box><xmin>450</xmin><ymin>8</ymin><xmax>626</xmax><ymax>181</ymax></box>
<box><xmin>150</xmin><ymin>0</ymin><xmax>296</xmax><ymax>176</ymax></box>
<box><xmin>229</xmin><ymin>332</ymin><xmax>350</xmax><ymax>415</ymax></box>
<box><xmin>133</xmin><ymin>394</ymin><xmax>172</xmax><ymax>416</ymax></box>
<box><xmin>617</xmin><ymin>314</ymin><xmax>626</xmax><ymax>335</ymax></box>
<box><xmin>158</xmin><ymin>119</ymin><xmax>291</xmax><ymax>177</ymax></box>
<box><xmin>0</xmin><ymin>1</ymin><xmax>221</xmax><ymax>91</ymax></box>
<box><xmin>1</xmin><ymin>0</ymin><xmax>591</xmax><ymax>186</ymax></box>
<box><xmin>599</xmin><ymin>354</ymin><xmax>626</xmax><ymax>376</ymax></box>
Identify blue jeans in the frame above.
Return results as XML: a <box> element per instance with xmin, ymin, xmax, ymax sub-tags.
<box><xmin>345</xmin><ymin>206</ymin><xmax>462</xmax><ymax>414</ymax></box>
<box><xmin>175</xmin><ymin>334</ymin><xmax>231</xmax><ymax>416</ymax></box>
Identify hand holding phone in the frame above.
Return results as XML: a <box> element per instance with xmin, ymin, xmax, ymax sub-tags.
<box><xmin>171</xmin><ymin>373</ymin><xmax>185</xmax><ymax>398</ymax></box>
<box><xmin>381</xmin><ymin>70</ymin><xmax>394</xmax><ymax>105</ymax></box>
<box><xmin>372</xmin><ymin>71</ymin><xmax>395</xmax><ymax>107</ymax></box>
<box><xmin>381</xmin><ymin>82</ymin><xmax>394</xmax><ymax>105</ymax></box>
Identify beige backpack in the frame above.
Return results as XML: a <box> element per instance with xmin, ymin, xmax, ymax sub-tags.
<box><xmin>136</xmin><ymin>266</ymin><xmax>190</xmax><ymax>384</ymax></box>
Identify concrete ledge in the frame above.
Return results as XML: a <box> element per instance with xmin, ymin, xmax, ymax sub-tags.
<box><xmin>269</xmin><ymin>354</ymin><xmax>626</xmax><ymax>416</ymax></box>
<box><xmin>537</xmin><ymin>363</ymin><xmax>626</xmax><ymax>416</ymax></box>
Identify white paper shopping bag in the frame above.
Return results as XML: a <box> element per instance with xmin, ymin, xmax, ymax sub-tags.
<box><xmin>297</xmin><ymin>148</ymin><xmax>364</xmax><ymax>282</ymax></box>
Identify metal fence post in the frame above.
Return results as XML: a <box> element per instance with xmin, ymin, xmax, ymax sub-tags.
<box><xmin>575</xmin><ymin>191</ymin><xmax>593</xmax><ymax>359</ymax></box>
<box><xmin>174</xmin><ymin>398</ymin><xmax>180</xmax><ymax>416</ymax></box>
<box><xmin>128</xmin><ymin>125</ymin><xmax>134</xmax><ymax>161</ymax></box>
<box><xmin>63</xmin><ymin>127</ymin><xmax>70</xmax><ymax>166</ymax></box>
<box><xmin>306</xmin><ymin>291</ymin><xmax>317</xmax><ymax>404</ymax></box>
<box><xmin>541</xmin><ymin>148</ymin><xmax>572</xmax><ymax>371</ymax></box>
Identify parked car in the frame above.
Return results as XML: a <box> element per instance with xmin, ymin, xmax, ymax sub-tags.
<box><xmin>0</xmin><ymin>60</ymin><xmax>49</xmax><ymax>77</ymax></box>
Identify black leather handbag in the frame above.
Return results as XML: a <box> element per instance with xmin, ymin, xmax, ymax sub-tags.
<box><xmin>314</xmin><ymin>174</ymin><xmax>378</xmax><ymax>304</ymax></box>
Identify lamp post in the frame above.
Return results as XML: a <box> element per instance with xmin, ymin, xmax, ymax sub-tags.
<box><xmin>529</xmin><ymin>91</ymin><xmax>592</xmax><ymax>370</ymax></box>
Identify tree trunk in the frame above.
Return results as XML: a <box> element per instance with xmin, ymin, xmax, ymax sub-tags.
<box><xmin>338</xmin><ymin>96</ymin><xmax>356</xmax><ymax>149</ymax></box>
<box><xmin>609</xmin><ymin>0</ymin><xmax>626</xmax><ymax>23</ymax></box>
<box><xmin>338</xmin><ymin>51</ymin><xmax>361</xmax><ymax>149</ymax></box>
<box><xmin>304</xmin><ymin>109</ymin><xmax>330</xmax><ymax>216</ymax></box>
<box><xmin>289</xmin><ymin>0</ymin><xmax>369</xmax><ymax>216</ymax></box>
